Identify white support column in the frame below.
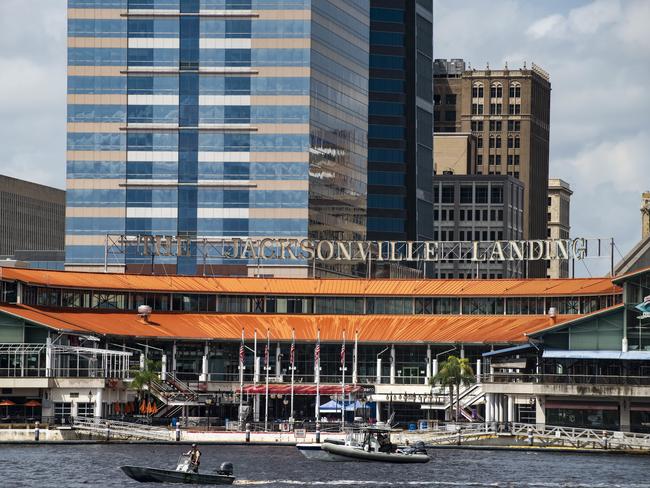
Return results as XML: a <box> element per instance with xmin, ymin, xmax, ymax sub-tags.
<box><xmin>375</xmin><ymin>401</ymin><xmax>382</xmax><ymax>422</ymax></box>
<box><xmin>253</xmin><ymin>395</ymin><xmax>260</xmax><ymax>422</ymax></box>
<box><xmin>94</xmin><ymin>388</ymin><xmax>103</xmax><ymax>418</ymax></box>
<box><xmin>254</xmin><ymin>356</ymin><xmax>261</xmax><ymax>384</ymax></box>
<box><xmin>161</xmin><ymin>354</ymin><xmax>167</xmax><ymax>381</ymax></box>
<box><xmin>45</xmin><ymin>336</ymin><xmax>53</xmax><ymax>378</ymax></box>
<box><xmin>352</xmin><ymin>338</ymin><xmax>358</xmax><ymax>385</ymax></box>
<box><xmin>275</xmin><ymin>343</ymin><xmax>282</xmax><ymax>382</ymax></box>
<box><xmin>376</xmin><ymin>358</ymin><xmax>382</xmax><ymax>384</ymax></box>
<box><xmin>507</xmin><ymin>395</ymin><xmax>515</xmax><ymax>424</ymax></box>
<box><xmin>16</xmin><ymin>282</ymin><xmax>22</xmax><ymax>304</ymax></box>
<box><xmin>200</xmin><ymin>342</ymin><xmax>209</xmax><ymax>382</ymax></box>
<box><xmin>620</xmin><ymin>399</ymin><xmax>631</xmax><ymax>432</ymax></box>
<box><xmin>425</xmin><ymin>346</ymin><xmax>432</xmax><ymax>385</ymax></box>
<box><xmin>70</xmin><ymin>401</ymin><xmax>79</xmax><ymax>419</ymax></box>
<box><xmin>389</xmin><ymin>345</ymin><xmax>396</xmax><ymax>385</ymax></box>
<box><xmin>485</xmin><ymin>393</ymin><xmax>492</xmax><ymax>423</ymax></box>
<box><xmin>475</xmin><ymin>359</ymin><xmax>482</xmax><ymax>383</ymax></box>
<box><xmin>497</xmin><ymin>395</ymin><xmax>504</xmax><ymax>423</ymax></box>
<box><xmin>535</xmin><ymin>395</ymin><xmax>546</xmax><ymax>429</ymax></box>
<box><xmin>172</xmin><ymin>341</ymin><xmax>177</xmax><ymax>372</ymax></box>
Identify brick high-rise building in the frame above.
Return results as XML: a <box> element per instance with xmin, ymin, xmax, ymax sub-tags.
<box><xmin>433</xmin><ymin>59</ymin><xmax>552</xmax><ymax>277</ymax></box>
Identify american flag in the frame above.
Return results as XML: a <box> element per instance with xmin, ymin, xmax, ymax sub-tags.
<box><xmin>239</xmin><ymin>343</ymin><xmax>245</xmax><ymax>366</ymax></box>
<box><xmin>314</xmin><ymin>343</ymin><xmax>320</xmax><ymax>364</ymax></box>
<box><xmin>264</xmin><ymin>343</ymin><xmax>269</xmax><ymax>367</ymax></box>
<box><xmin>290</xmin><ymin>341</ymin><xmax>295</xmax><ymax>367</ymax></box>
<box><xmin>340</xmin><ymin>343</ymin><xmax>346</xmax><ymax>366</ymax></box>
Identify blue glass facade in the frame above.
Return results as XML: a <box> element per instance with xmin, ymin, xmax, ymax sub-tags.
<box><xmin>66</xmin><ymin>0</ymin><xmax>369</xmax><ymax>276</ymax></box>
<box><xmin>367</xmin><ymin>0</ymin><xmax>433</xmax><ymax>249</ymax></box>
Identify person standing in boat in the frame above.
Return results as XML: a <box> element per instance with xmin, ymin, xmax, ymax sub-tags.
<box><xmin>185</xmin><ymin>444</ymin><xmax>201</xmax><ymax>473</ymax></box>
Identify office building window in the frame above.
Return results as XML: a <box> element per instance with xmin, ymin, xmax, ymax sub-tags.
<box><xmin>460</xmin><ymin>186</ymin><xmax>473</xmax><ymax>203</ymax></box>
<box><xmin>477</xmin><ymin>137</ymin><xmax>483</xmax><ymax>148</ymax></box>
<box><xmin>490</xmin><ymin>83</ymin><xmax>503</xmax><ymax>98</ymax></box>
<box><xmin>507</xmin><ymin>120</ymin><xmax>520</xmax><ymax>131</ymax></box>
<box><xmin>476</xmin><ymin>154</ymin><xmax>483</xmax><ymax>165</ymax></box>
<box><xmin>472</xmin><ymin>103</ymin><xmax>483</xmax><ymax>115</ymax></box>
<box><xmin>441</xmin><ymin>186</ymin><xmax>455</xmax><ymax>203</ymax></box>
<box><xmin>472</xmin><ymin>83</ymin><xmax>483</xmax><ymax>98</ymax></box>
<box><xmin>434</xmin><ymin>94</ymin><xmax>441</xmax><ymax>105</ymax></box>
<box><xmin>475</xmin><ymin>186</ymin><xmax>488</xmax><ymax>203</ymax></box>
<box><xmin>434</xmin><ymin>110</ymin><xmax>440</xmax><ymax>121</ymax></box>
<box><xmin>489</xmin><ymin>120</ymin><xmax>502</xmax><ymax>131</ymax></box>
<box><xmin>445</xmin><ymin>94</ymin><xmax>456</xmax><ymax>104</ymax></box>
<box><xmin>471</xmin><ymin>121</ymin><xmax>483</xmax><ymax>132</ymax></box>
<box><xmin>490</xmin><ymin>103</ymin><xmax>502</xmax><ymax>115</ymax></box>
<box><xmin>491</xmin><ymin>185</ymin><xmax>503</xmax><ymax>204</ymax></box>
<box><xmin>445</xmin><ymin>110</ymin><xmax>456</xmax><ymax>121</ymax></box>
<box><xmin>509</xmin><ymin>103</ymin><xmax>521</xmax><ymax>115</ymax></box>
<box><xmin>509</xmin><ymin>82</ymin><xmax>521</xmax><ymax>98</ymax></box>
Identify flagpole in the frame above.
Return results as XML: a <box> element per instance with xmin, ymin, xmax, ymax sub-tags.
<box><xmin>264</xmin><ymin>328</ymin><xmax>270</xmax><ymax>432</ymax></box>
<box><xmin>341</xmin><ymin>330</ymin><xmax>346</xmax><ymax>429</ymax></box>
<box><xmin>253</xmin><ymin>329</ymin><xmax>257</xmax><ymax>384</ymax></box>
<box><xmin>290</xmin><ymin>328</ymin><xmax>295</xmax><ymax>425</ymax></box>
<box><xmin>239</xmin><ymin>327</ymin><xmax>244</xmax><ymax>430</ymax></box>
<box><xmin>315</xmin><ymin>328</ymin><xmax>320</xmax><ymax>422</ymax></box>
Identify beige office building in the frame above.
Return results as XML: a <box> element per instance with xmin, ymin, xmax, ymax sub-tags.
<box><xmin>434</xmin><ymin>59</ymin><xmax>551</xmax><ymax>277</ymax></box>
<box><xmin>0</xmin><ymin>175</ymin><xmax>65</xmax><ymax>256</ymax></box>
<box><xmin>546</xmin><ymin>179</ymin><xmax>572</xmax><ymax>278</ymax></box>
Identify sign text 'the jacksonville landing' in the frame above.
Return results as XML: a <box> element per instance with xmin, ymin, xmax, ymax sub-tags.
<box><xmin>134</xmin><ymin>236</ymin><xmax>593</xmax><ymax>262</ymax></box>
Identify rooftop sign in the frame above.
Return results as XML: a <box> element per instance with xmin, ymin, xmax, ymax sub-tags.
<box><xmin>110</xmin><ymin>236</ymin><xmax>604</xmax><ymax>263</ymax></box>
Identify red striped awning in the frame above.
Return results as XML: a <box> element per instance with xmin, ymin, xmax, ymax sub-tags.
<box><xmin>239</xmin><ymin>384</ymin><xmax>362</xmax><ymax>395</ymax></box>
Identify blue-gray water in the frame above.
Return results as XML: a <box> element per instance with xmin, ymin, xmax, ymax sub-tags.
<box><xmin>0</xmin><ymin>444</ymin><xmax>648</xmax><ymax>487</ymax></box>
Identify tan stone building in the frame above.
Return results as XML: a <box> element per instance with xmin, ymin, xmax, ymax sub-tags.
<box><xmin>546</xmin><ymin>179</ymin><xmax>572</xmax><ymax>278</ymax></box>
<box><xmin>433</xmin><ymin>133</ymin><xmax>477</xmax><ymax>175</ymax></box>
<box><xmin>434</xmin><ymin>59</ymin><xmax>552</xmax><ymax>277</ymax></box>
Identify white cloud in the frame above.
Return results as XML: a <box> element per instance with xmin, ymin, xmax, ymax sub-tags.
<box><xmin>526</xmin><ymin>0</ymin><xmax>621</xmax><ymax>39</ymax></box>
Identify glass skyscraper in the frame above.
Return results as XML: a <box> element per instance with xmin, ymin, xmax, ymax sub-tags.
<box><xmin>66</xmin><ymin>0</ymin><xmax>368</xmax><ymax>276</ymax></box>
<box><xmin>367</xmin><ymin>1</ymin><xmax>433</xmax><ymax>253</ymax></box>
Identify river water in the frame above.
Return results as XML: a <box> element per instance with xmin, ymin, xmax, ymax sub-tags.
<box><xmin>0</xmin><ymin>444</ymin><xmax>648</xmax><ymax>487</ymax></box>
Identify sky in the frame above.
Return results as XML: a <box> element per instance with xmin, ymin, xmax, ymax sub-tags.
<box><xmin>1</xmin><ymin>0</ymin><xmax>648</xmax><ymax>277</ymax></box>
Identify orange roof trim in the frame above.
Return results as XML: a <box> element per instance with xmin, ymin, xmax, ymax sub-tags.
<box><xmin>0</xmin><ymin>304</ymin><xmax>579</xmax><ymax>345</ymax></box>
<box><xmin>0</xmin><ymin>267</ymin><xmax>621</xmax><ymax>298</ymax></box>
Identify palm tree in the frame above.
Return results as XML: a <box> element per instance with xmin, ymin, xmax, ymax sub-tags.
<box><xmin>130</xmin><ymin>360</ymin><xmax>161</xmax><ymax>416</ymax></box>
<box><xmin>431</xmin><ymin>355</ymin><xmax>475</xmax><ymax>422</ymax></box>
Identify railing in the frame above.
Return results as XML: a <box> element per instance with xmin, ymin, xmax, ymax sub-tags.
<box><xmin>509</xmin><ymin>422</ymin><xmax>650</xmax><ymax>451</ymax></box>
<box><xmin>481</xmin><ymin>373</ymin><xmax>650</xmax><ymax>386</ymax></box>
<box><xmin>72</xmin><ymin>416</ymin><xmax>172</xmax><ymax>441</ymax></box>
<box><xmin>0</xmin><ymin>343</ymin><xmax>132</xmax><ymax>379</ymax></box>
<box><xmin>227</xmin><ymin>420</ymin><xmax>346</xmax><ymax>433</ymax></box>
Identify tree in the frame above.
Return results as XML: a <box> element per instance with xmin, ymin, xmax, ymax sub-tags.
<box><xmin>130</xmin><ymin>360</ymin><xmax>161</xmax><ymax>416</ymax></box>
<box><xmin>431</xmin><ymin>355</ymin><xmax>475</xmax><ymax>422</ymax></box>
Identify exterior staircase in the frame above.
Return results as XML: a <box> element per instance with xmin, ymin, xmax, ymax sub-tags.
<box><xmin>146</xmin><ymin>372</ymin><xmax>204</xmax><ymax>417</ymax></box>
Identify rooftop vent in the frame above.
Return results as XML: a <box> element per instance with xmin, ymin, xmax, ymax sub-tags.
<box><xmin>138</xmin><ymin>305</ymin><xmax>152</xmax><ymax>323</ymax></box>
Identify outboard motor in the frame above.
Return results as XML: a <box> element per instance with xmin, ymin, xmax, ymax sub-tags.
<box><xmin>413</xmin><ymin>441</ymin><xmax>427</xmax><ymax>455</ymax></box>
<box><xmin>218</xmin><ymin>462</ymin><xmax>234</xmax><ymax>476</ymax></box>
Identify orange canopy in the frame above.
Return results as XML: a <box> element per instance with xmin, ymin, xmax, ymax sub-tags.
<box><xmin>0</xmin><ymin>303</ymin><xmax>577</xmax><ymax>345</ymax></box>
<box><xmin>0</xmin><ymin>267</ymin><xmax>620</xmax><ymax>298</ymax></box>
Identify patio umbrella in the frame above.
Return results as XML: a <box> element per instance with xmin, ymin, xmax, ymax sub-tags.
<box><xmin>0</xmin><ymin>399</ymin><xmax>15</xmax><ymax>418</ymax></box>
<box><xmin>24</xmin><ymin>400</ymin><xmax>41</xmax><ymax>419</ymax></box>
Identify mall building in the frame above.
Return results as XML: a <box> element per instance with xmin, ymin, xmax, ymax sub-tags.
<box><xmin>0</xmin><ymin>265</ymin><xmax>648</xmax><ymax>432</ymax></box>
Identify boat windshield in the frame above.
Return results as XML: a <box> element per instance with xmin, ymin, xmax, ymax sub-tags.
<box><xmin>176</xmin><ymin>454</ymin><xmax>192</xmax><ymax>472</ymax></box>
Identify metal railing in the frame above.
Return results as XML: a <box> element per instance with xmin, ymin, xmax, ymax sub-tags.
<box><xmin>481</xmin><ymin>372</ymin><xmax>650</xmax><ymax>386</ymax></box>
<box><xmin>72</xmin><ymin>416</ymin><xmax>172</xmax><ymax>441</ymax></box>
<box><xmin>509</xmin><ymin>422</ymin><xmax>650</xmax><ymax>450</ymax></box>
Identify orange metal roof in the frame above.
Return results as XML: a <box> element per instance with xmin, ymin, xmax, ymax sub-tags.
<box><xmin>0</xmin><ymin>304</ymin><xmax>578</xmax><ymax>345</ymax></box>
<box><xmin>0</xmin><ymin>267</ymin><xmax>621</xmax><ymax>297</ymax></box>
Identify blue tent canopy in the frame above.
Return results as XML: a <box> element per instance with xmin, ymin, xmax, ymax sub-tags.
<box><xmin>319</xmin><ymin>400</ymin><xmax>365</xmax><ymax>412</ymax></box>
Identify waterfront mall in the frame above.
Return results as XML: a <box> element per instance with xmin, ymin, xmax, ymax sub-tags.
<box><xmin>0</xmin><ymin>257</ymin><xmax>649</xmax><ymax>434</ymax></box>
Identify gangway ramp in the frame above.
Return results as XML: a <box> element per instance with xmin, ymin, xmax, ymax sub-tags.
<box><xmin>72</xmin><ymin>416</ymin><xmax>172</xmax><ymax>441</ymax></box>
